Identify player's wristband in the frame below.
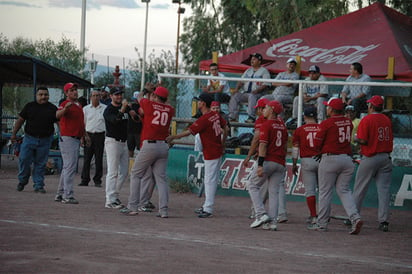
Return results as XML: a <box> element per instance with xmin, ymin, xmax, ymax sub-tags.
<box><xmin>257</xmin><ymin>156</ymin><xmax>265</xmax><ymax>167</ymax></box>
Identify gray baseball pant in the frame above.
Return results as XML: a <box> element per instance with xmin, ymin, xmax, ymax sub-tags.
<box><xmin>353</xmin><ymin>153</ymin><xmax>392</xmax><ymax>223</ymax></box>
<box><xmin>57</xmin><ymin>136</ymin><xmax>80</xmax><ymax>199</ymax></box>
<box><xmin>301</xmin><ymin>157</ymin><xmax>319</xmax><ymax>197</ymax></box>
<box><xmin>317</xmin><ymin>154</ymin><xmax>360</xmax><ymax>227</ymax></box>
<box><xmin>130</xmin><ymin>140</ymin><xmax>169</xmax><ymax>213</ymax></box>
<box><xmin>248</xmin><ymin>161</ymin><xmax>286</xmax><ymax>221</ymax></box>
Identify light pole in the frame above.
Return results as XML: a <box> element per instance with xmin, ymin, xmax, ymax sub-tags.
<box><xmin>173</xmin><ymin>0</ymin><xmax>185</xmax><ymax>74</ymax></box>
<box><xmin>141</xmin><ymin>0</ymin><xmax>150</xmax><ymax>92</ymax></box>
<box><xmin>89</xmin><ymin>56</ymin><xmax>98</xmax><ymax>85</ymax></box>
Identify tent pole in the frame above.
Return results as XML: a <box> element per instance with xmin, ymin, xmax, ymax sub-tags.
<box><xmin>386</xmin><ymin>57</ymin><xmax>395</xmax><ymax>110</ymax></box>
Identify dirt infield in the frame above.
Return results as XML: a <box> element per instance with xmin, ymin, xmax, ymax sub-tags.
<box><xmin>0</xmin><ymin>156</ymin><xmax>411</xmax><ymax>273</ymax></box>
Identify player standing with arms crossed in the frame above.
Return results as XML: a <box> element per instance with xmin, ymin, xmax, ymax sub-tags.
<box><xmin>309</xmin><ymin>98</ymin><xmax>362</xmax><ymax>234</ymax></box>
<box><xmin>167</xmin><ymin>93</ymin><xmax>228</xmax><ymax>218</ymax></box>
<box><xmin>122</xmin><ymin>87</ymin><xmax>174</xmax><ymax>218</ymax></box>
<box><xmin>292</xmin><ymin>106</ymin><xmax>321</xmax><ymax>224</ymax></box>
<box><xmin>248</xmin><ymin>100</ymin><xmax>288</xmax><ymax>231</ymax></box>
<box><xmin>353</xmin><ymin>95</ymin><xmax>393</xmax><ymax>232</ymax></box>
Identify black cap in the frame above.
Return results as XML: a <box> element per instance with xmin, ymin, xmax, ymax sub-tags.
<box><xmin>110</xmin><ymin>87</ymin><xmax>124</xmax><ymax>95</ymax></box>
<box><xmin>304</xmin><ymin>106</ymin><xmax>317</xmax><ymax>118</ymax></box>
<box><xmin>250</xmin><ymin>53</ymin><xmax>263</xmax><ymax>61</ymax></box>
<box><xmin>308</xmin><ymin>65</ymin><xmax>320</xmax><ymax>73</ymax></box>
<box><xmin>194</xmin><ymin>93</ymin><xmax>213</xmax><ymax>108</ymax></box>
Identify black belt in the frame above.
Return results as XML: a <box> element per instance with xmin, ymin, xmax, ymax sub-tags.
<box><xmin>326</xmin><ymin>153</ymin><xmax>350</xmax><ymax>156</ymax></box>
<box><xmin>147</xmin><ymin>140</ymin><xmax>158</xmax><ymax>143</ymax></box>
<box><xmin>70</xmin><ymin>136</ymin><xmax>81</xmax><ymax>140</ymax></box>
<box><xmin>87</xmin><ymin>132</ymin><xmax>105</xmax><ymax>135</ymax></box>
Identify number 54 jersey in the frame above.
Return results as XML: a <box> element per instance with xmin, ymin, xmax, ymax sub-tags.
<box><xmin>140</xmin><ymin>98</ymin><xmax>175</xmax><ymax>142</ymax></box>
<box><xmin>315</xmin><ymin>115</ymin><xmax>353</xmax><ymax>155</ymax></box>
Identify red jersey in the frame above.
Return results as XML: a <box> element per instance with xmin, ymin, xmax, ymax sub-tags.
<box><xmin>140</xmin><ymin>98</ymin><xmax>175</xmax><ymax>141</ymax></box>
<box><xmin>189</xmin><ymin>111</ymin><xmax>227</xmax><ymax>160</ymax></box>
<box><xmin>255</xmin><ymin>115</ymin><xmax>266</xmax><ymax>131</ymax></box>
<box><xmin>293</xmin><ymin>123</ymin><xmax>321</xmax><ymax>158</ymax></box>
<box><xmin>357</xmin><ymin>113</ymin><xmax>393</xmax><ymax>157</ymax></box>
<box><xmin>259</xmin><ymin>118</ymin><xmax>288</xmax><ymax>166</ymax></box>
<box><xmin>58</xmin><ymin>100</ymin><xmax>85</xmax><ymax>137</ymax></box>
<box><xmin>314</xmin><ymin>115</ymin><xmax>353</xmax><ymax>155</ymax></box>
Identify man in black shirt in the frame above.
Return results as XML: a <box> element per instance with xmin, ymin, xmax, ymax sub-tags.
<box><xmin>103</xmin><ymin>87</ymin><xmax>136</xmax><ymax>209</ymax></box>
<box><xmin>127</xmin><ymin>92</ymin><xmax>142</xmax><ymax>158</ymax></box>
<box><xmin>11</xmin><ymin>87</ymin><xmax>58</xmax><ymax>193</ymax></box>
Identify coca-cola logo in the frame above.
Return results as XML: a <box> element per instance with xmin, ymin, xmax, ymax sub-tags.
<box><xmin>266</xmin><ymin>38</ymin><xmax>380</xmax><ymax>65</ymax></box>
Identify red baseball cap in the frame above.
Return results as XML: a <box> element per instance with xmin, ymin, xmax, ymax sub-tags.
<box><xmin>154</xmin><ymin>87</ymin><xmax>169</xmax><ymax>98</ymax></box>
<box><xmin>367</xmin><ymin>95</ymin><xmax>384</xmax><ymax>107</ymax></box>
<box><xmin>267</xmin><ymin>100</ymin><xmax>283</xmax><ymax>114</ymax></box>
<box><xmin>323</xmin><ymin>98</ymin><xmax>344</xmax><ymax>111</ymax></box>
<box><xmin>254</xmin><ymin>98</ymin><xmax>270</xmax><ymax>108</ymax></box>
<box><xmin>64</xmin><ymin>83</ymin><xmax>78</xmax><ymax>92</ymax></box>
<box><xmin>211</xmin><ymin>101</ymin><xmax>220</xmax><ymax>107</ymax></box>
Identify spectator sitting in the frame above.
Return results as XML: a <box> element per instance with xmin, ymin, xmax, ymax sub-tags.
<box><xmin>292</xmin><ymin>65</ymin><xmax>328</xmax><ymax>122</ymax></box>
<box><xmin>202</xmin><ymin>63</ymin><xmax>231</xmax><ymax>104</ymax></box>
<box><xmin>340</xmin><ymin>62</ymin><xmax>371</xmax><ymax>118</ymax></box>
<box><xmin>263</xmin><ymin>57</ymin><xmax>300</xmax><ymax>107</ymax></box>
<box><xmin>228</xmin><ymin>53</ymin><xmax>270</xmax><ymax>123</ymax></box>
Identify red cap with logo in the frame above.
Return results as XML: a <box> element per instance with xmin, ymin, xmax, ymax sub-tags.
<box><xmin>64</xmin><ymin>83</ymin><xmax>78</xmax><ymax>92</ymax></box>
<box><xmin>154</xmin><ymin>87</ymin><xmax>169</xmax><ymax>98</ymax></box>
<box><xmin>367</xmin><ymin>95</ymin><xmax>384</xmax><ymax>107</ymax></box>
<box><xmin>323</xmin><ymin>98</ymin><xmax>344</xmax><ymax>110</ymax></box>
<box><xmin>211</xmin><ymin>101</ymin><xmax>220</xmax><ymax>107</ymax></box>
<box><xmin>254</xmin><ymin>98</ymin><xmax>270</xmax><ymax>108</ymax></box>
<box><xmin>267</xmin><ymin>100</ymin><xmax>283</xmax><ymax>114</ymax></box>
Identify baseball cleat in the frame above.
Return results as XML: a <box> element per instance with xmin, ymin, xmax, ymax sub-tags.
<box><xmin>120</xmin><ymin>207</ymin><xmax>139</xmax><ymax>216</ymax></box>
<box><xmin>250</xmin><ymin>214</ymin><xmax>270</xmax><ymax>228</ymax></box>
<box><xmin>262</xmin><ymin>221</ymin><xmax>277</xmax><ymax>231</ymax></box>
<box><xmin>349</xmin><ymin>219</ymin><xmax>363</xmax><ymax>235</ymax></box>
<box><xmin>307</xmin><ymin>223</ymin><xmax>327</xmax><ymax>232</ymax></box>
<box><xmin>379</xmin><ymin>222</ymin><xmax>389</xmax><ymax>232</ymax></box>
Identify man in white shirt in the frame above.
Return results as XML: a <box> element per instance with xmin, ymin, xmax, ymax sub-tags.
<box><xmin>80</xmin><ymin>90</ymin><xmax>107</xmax><ymax>187</ymax></box>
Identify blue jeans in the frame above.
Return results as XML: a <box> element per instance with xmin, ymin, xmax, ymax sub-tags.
<box><xmin>18</xmin><ymin>134</ymin><xmax>53</xmax><ymax>189</ymax></box>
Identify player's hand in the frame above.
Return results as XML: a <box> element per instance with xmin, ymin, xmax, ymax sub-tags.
<box><xmin>257</xmin><ymin>166</ymin><xmax>264</xmax><ymax>177</ymax></box>
<box><xmin>242</xmin><ymin>156</ymin><xmax>250</xmax><ymax>168</ymax></box>
<box><xmin>64</xmin><ymin>102</ymin><xmax>73</xmax><ymax>110</ymax></box>
<box><xmin>313</xmin><ymin>154</ymin><xmax>322</xmax><ymax>162</ymax></box>
<box><xmin>84</xmin><ymin>135</ymin><xmax>91</xmax><ymax>147</ymax></box>
<box><xmin>292</xmin><ymin>164</ymin><xmax>299</xmax><ymax>176</ymax></box>
<box><xmin>165</xmin><ymin>135</ymin><xmax>174</xmax><ymax>144</ymax></box>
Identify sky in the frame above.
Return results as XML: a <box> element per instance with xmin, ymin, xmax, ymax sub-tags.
<box><xmin>0</xmin><ymin>0</ymin><xmax>191</xmax><ymax>66</ymax></box>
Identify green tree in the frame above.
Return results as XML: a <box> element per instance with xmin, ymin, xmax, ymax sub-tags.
<box><xmin>0</xmin><ymin>35</ymin><xmax>85</xmax><ymax>113</ymax></box>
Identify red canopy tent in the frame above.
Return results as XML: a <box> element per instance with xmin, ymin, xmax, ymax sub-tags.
<box><xmin>199</xmin><ymin>3</ymin><xmax>412</xmax><ymax>82</ymax></box>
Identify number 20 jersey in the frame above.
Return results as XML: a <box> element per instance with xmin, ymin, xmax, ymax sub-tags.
<box><xmin>140</xmin><ymin>98</ymin><xmax>175</xmax><ymax>142</ymax></box>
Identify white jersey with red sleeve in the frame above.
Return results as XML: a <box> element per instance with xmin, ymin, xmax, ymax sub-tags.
<box><xmin>259</xmin><ymin>118</ymin><xmax>288</xmax><ymax>166</ymax></box>
<box><xmin>189</xmin><ymin>111</ymin><xmax>226</xmax><ymax>160</ymax></box>
<box><xmin>357</xmin><ymin>113</ymin><xmax>393</xmax><ymax>157</ymax></box>
<box><xmin>140</xmin><ymin>98</ymin><xmax>175</xmax><ymax>141</ymax></box>
<box><xmin>293</xmin><ymin>124</ymin><xmax>321</xmax><ymax>158</ymax></box>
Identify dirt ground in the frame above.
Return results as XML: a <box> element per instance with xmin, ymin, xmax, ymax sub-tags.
<box><xmin>0</xmin><ymin>156</ymin><xmax>411</xmax><ymax>273</ymax></box>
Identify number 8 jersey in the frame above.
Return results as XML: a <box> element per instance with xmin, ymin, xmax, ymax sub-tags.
<box><xmin>140</xmin><ymin>98</ymin><xmax>175</xmax><ymax>142</ymax></box>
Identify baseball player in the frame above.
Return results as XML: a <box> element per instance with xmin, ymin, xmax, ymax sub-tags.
<box><xmin>309</xmin><ymin>98</ymin><xmax>363</xmax><ymax>234</ymax></box>
<box><xmin>248</xmin><ymin>100</ymin><xmax>288</xmax><ymax>231</ymax></box>
<box><xmin>243</xmin><ymin>98</ymin><xmax>270</xmax><ymax>219</ymax></box>
<box><xmin>121</xmin><ymin>87</ymin><xmax>174</xmax><ymax>218</ymax></box>
<box><xmin>167</xmin><ymin>93</ymin><xmax>229</xmax><ymax>218</ymax></box>
<box><xmin>353</xmin><ymin>95</ymin><xmax>393</xmax><ymax>232</ymax></box>
<box><xmin>292</xmin><ymin>106</ymin><xmax>321</xmax><ymax>224</ymax></box>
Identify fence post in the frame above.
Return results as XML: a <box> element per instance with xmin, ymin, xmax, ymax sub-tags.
<box><xmin>386</xmin><ymin>57</ymin><xmax>395</xmax><ymax>109</ymax></box>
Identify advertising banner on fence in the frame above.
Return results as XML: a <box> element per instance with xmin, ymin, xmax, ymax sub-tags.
<box><xmin>168</xmin><ymin>148</ymin><xmax>412</xmax><ymax>210</ymax></box>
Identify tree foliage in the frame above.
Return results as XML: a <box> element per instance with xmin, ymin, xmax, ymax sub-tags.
<box><xmin>0</xmin><ymin>34</ymin><xmax>84</xmax><ymax>75</ymax></box>
<box><xmin>0</xmin><ymin>34</ymin><xmax>85</xmax><ymax>113</ymax></box>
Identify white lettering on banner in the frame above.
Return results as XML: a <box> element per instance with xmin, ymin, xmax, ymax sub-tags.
<box><xmin>394</xmin><ymin>174</ymin><xmax>412</xmax><ymax>206</ymax></box>
<box><xmin>266</xmin><ymin>39</ymin><xmax>380</xmax><ymax>65</ymax></box>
